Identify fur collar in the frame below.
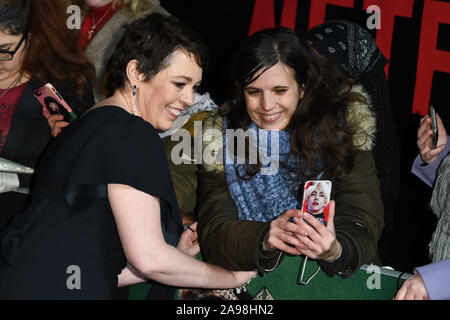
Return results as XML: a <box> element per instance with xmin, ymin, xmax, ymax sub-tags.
<box><xmin>348</xmin><ymin>84</ymin><xmax>376</xmax><ymax>151</ymax></box>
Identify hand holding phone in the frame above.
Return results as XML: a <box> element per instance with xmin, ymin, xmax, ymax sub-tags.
<box><xmin>429</xmin><ymin>105</ymin><xmax>438</xmax><ymax>149</ymax></box>
<box><xmin>33</xmin><ymin>83</ymin><xmax>77</xmax><ymax>123</ymax></box>
<box><xmin>417</xmin><ymin>106</ymin><xmax>448</xmax><ymax>164</ymax></box>
<box><xmin>294</xmin><ymin>181</ymin><xmax>341</xmax><ymax>263</ymax></box>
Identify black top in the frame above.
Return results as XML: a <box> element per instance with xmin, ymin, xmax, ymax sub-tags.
<box><xmin>0</xmin><ymin>106</ymin><xmax>183</xmax><ymax>299</ymax></box>
<box><xmin>0</xmin><ymin>79</ymin><xmax>95</xmax><ymax>231</ymax></box>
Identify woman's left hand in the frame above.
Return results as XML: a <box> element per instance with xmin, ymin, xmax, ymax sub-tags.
<box><xmin>177</xmin><ymin>222</ymin><xmax>200</xmax><ymax>257</ymax></box>
<box><xmin>293</xmin><ymin>200</ymin><xmax>342</xmax><ymax>262</ymax></box>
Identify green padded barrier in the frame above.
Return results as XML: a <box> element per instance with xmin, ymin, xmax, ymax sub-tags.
<box><xmin>128</xmin><ymin>255</ymin><xmax>411</xmax><ymax>300</ymax></box>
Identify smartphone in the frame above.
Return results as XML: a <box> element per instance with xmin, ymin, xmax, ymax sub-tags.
<box><xmin>33</xmin><ymin>83</ymin><xmax>77</xmax><ymax>122</ymax></box>
<box><xmin>429</xmin><ymin>105</ymin><xmax>438</xmax><ymax>149</ymax></box>
<box><xmin>302</xmin><ymin>180</ymin><xmax>332</xmax><ymax>226</ymax></box>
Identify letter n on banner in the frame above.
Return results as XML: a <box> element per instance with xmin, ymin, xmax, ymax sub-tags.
<box><xmin>413</xmin><ymin>0</ymin><xmax>450</xmax><ymax>116</ymax></box>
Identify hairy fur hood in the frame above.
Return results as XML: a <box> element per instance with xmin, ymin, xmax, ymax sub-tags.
<box><xmin>199</xmin><ymin>85</ymin><xmax>376</xmax><ymax>172</ymax></box>
<box><xmin>347</xmin><ymin>84</ymin><xmax>376</xmax><ymax>151</ymax></box>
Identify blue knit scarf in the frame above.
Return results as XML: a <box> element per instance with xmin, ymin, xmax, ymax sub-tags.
<box><xmin>224</xmin><ymin>119</ymin><xmax>317</xmax><ymax>222</ymax></box>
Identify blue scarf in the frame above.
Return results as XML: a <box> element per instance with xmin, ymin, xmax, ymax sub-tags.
<box><xmin>224</xmin><ymin>119</ymin><xmax>318</xmax><ymax>222</ymax></box>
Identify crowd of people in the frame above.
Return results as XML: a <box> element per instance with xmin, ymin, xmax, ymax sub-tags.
<box><xmin>0</xmin><ymin>0</ymin><xmax>447</xmax><ymax>300</ymax></box>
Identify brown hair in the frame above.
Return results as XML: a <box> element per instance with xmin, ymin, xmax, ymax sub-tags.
<box><xmin>17</xmin><ymin>0</ymin><xmax>95</xmax><ymax>96</ymax></box>
<box><xmin>103</xmin><ymin>13</ymin><xmax>208</xmax><ymax>98</ymax></box>
<box><xmin>225</xmin><ymin>27</ymin><xmax>366</xmax><ymax>181</ymax></box>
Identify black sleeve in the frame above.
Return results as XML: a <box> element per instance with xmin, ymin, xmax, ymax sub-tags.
<box><xmin>317</xmin><ymin>235</ymin><xmax>353</xmax><ymax>277</ymax></box>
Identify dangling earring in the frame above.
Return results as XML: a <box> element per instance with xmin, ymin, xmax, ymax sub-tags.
<box><xmin>132</xmin><ymin>84</ymin><xmax>137</xmax><ymax>115</ymax></box>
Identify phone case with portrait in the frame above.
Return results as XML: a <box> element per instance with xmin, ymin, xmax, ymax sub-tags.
<box><xmin>33</xmin><ymin>83</ymin><xmax>77</xmax><ymax>123</ymax></box>
<box><xmin>302</xmin><ymin>180</ymin><xmax>332</xmax><ymax>226</ymax></box>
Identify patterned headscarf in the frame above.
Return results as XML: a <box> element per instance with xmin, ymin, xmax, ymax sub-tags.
<box><xmin>305</xmin><ymin>20</ymin><xmax>388</xmax><ymax>82</ymax></box>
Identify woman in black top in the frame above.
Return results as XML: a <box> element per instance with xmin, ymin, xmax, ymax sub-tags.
<box><xmin>0</xmin><ymin>13</ymin><xmax>254</xmax><ymax>299</ymax></box>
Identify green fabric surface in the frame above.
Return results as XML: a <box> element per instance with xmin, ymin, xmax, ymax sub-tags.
<box><xmin>246</xmin><ymin>255</ymin><xmax>402</xmax><ymax>300</ymax></box>
<box><xmin>127</xmin><ymin>255</ymin><xmax>405</xmax><ymax>300</ymax></box>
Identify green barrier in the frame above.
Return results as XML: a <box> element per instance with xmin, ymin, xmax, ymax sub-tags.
<box><xmin>128</xmin><ymin>255</ymin><xmax>411</xmax><ymax>300</ymax></box>
<box><xmin>245</xmin><ymin>256</ymin><xmax>410</xmax><ymax>300</ymax></box>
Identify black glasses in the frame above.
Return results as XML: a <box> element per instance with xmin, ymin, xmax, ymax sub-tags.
<box><xmin>0</xmin><ymin>33</ymin><xmax>27</xmax><ymax>61</ymax></box>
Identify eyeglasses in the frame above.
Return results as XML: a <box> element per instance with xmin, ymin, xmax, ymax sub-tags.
<box><xmin>0</xmin><ymin>33</ymin><xmax>27</xmax><ymax>61</ymax></box>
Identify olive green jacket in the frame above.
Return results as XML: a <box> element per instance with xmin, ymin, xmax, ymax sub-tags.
<box><xmin>196</xmin><ymin>85</ymin><xmax>384</xmax><ymax>277</ymax></box>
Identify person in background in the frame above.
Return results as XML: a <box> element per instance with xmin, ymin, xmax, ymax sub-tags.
<box><xmin>0</xmin><ymin>12</ymin><xmax>254</xmax><ymax>300</ymax></box>
<box><xmin>71</xmin><ymin>0</ymin><xmax>168</xmax><ymax>102</ymax></box>
<box><xmin>395</xmin><ymin>113</ymin><xmax>450</xmax><ymax>300</ymax></box>
<box><xmin>0</xmin><ymin>0</ymin><xmax>95</xmax><ymax>231</ymax></box>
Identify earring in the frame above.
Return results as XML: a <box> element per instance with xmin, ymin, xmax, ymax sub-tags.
<box><xmin>132</xmin><ymin>84</ymin><xmax>137</xmax><ymax>115</ymax></box>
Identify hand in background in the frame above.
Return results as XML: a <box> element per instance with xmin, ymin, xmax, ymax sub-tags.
<box><xmin>177</xmin><ymin>222</ymin><xmax>200</xmax><ymax>257</ymax></box>
<box><xmin>394</xmin><ymin>273</ymin><xmax>430</xmax><ymax>300</ymax></box>
<box><xmin>417</xmin><ymin>113</ymin><xmax>448</xmax><ymax>164</ymax></box>
<box><xmin>42</xmin><ymin>107</ymin><xmax>69</xmax><ymax>137</ymax></box>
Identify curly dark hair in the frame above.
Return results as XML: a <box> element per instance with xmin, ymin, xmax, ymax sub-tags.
<box><xmin>103</xmin><ymin>12</ymin><xmax>208</xmax><ymax>97</ymax></box>
<box><xmin>224</xmin><ymin>27</ymin><xmax>366</xmax><ymax>181</ymax></box>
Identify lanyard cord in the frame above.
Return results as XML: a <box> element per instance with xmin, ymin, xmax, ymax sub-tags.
<box><xmin>298</xmin><ymin>256</ymin><xmax>321</xmax><ymax>285</ymax></box>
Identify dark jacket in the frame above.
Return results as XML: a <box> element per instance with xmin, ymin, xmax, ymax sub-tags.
<box><xmin>0</xmin><ymin>78</ymin><xmax>94</xmax><ymax>230</ymax></box>
<box><xmin>196</xmin><ymin>85</ymin><xmax>384</xmax><ymax>277</ymax></box>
